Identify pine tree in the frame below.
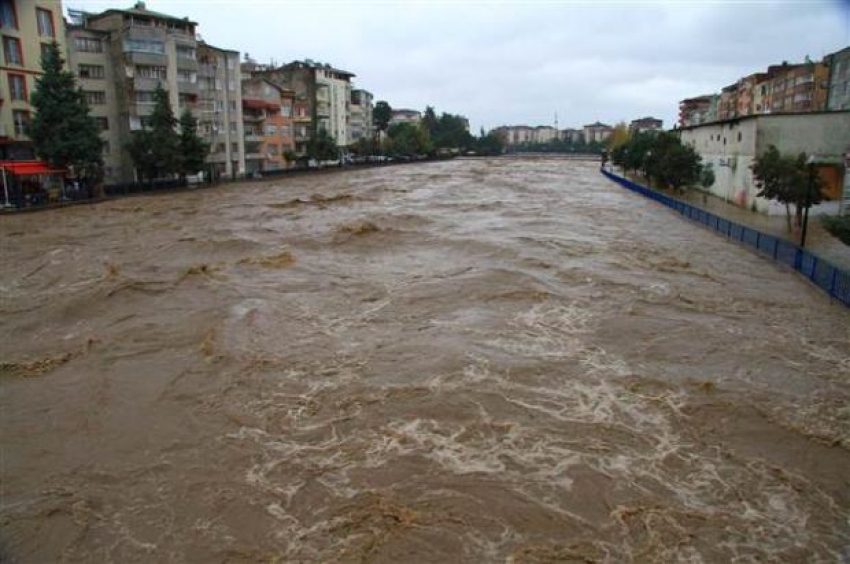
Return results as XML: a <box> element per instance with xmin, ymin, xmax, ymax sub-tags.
<box><xmin>127</xmin><ymin>84</ymin><xmax>180</xmax><ymax>182</ymax></box>
<box><xmin>177</xmin><ymin>108</ymin><xmax>209</xmax><ymax>178</ymax></box>
<box><xmin>28</xmin><ymin>42</ymin><xmax>104</xmax><ymax>180</ymax></box>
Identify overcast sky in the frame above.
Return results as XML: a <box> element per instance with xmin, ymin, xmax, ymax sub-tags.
<box><xmin>69</xmin><ymin>0</ymin><xmax>850</xmax><ymax>131</ymax></box>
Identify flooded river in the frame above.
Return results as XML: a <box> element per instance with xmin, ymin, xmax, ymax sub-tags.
<box><xmin>2</xmin><ymin>158</ymin><xmax>849</xmax><ymax>562</ymax></box>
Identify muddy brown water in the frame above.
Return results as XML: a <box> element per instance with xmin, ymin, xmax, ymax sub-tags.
<box><xmin>1</xmin><ymin>157</ymin><xmax>849</xmax><ymax>562</ymax></box>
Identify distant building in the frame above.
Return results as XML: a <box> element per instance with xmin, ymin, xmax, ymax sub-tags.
<box><xmin>718</xmin><ymin>83</ymin><xmax>739</xmax><ymax>121</ymax></box>
<box><xmin>582</xmin><ymin>121</ymin><xmax>612</xmax><ymax>144</ymax></box>
<box><xmin>680</xmin><ymin>111</ymin><xmax>850</xmax><ymax>215</ymax></box>
<box><xmin>533</xmin><ymin>125</ymin><xmax>558</xmax><ymax>144</ymax></box>
<box><xmin>1</xmin><ymin>0</ymin><xmax>67</xmax><ymax>160</ymax></box>
<box><xmin>559</xmin><ymin>128</ymin><xmax>582</xmax><ymax>144</ymax></box>
<box><xmin>389</xmin><ymin>109</ymin><xmax>422</xmax><ymax>126</ymax></box>
<box><xmin>679</xmin><ymin>95</ymin><xmax>719</xmax><ymax>127</ymax></box>
<box><xmin>764</xmin><ymin>61</ymin><xmax>829</xmax><ymax>114</ymax></box>
<box><xmin>826</xmin><ymin>47</ymin><xmax>850</xmax><ymax>111</ymax></box>
<box><xmin>629</xmin><ymin>117</ymin><xmax>663</xmax><ymax>133</ymax></box>
<box><xmin>735</xmin><ymin>73</ymin><xmax>766</xmax><ymax>117</ymax></box>
<box><xmin>350</xmin><ymin>89</ymin><xmax>374</xmax><ymax>142</ymax></box>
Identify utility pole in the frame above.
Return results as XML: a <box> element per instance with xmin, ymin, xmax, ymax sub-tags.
<box><xmin>800</xmin><ymin>156</ymin><xmax>816</xmax><ymax>248</ymax></box>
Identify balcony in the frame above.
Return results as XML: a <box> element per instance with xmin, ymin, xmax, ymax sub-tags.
<box><xmin>245</xmin><ymin>152</ymin><xmax>264</xmax><ymax>160</ymax></box>
<box><xmin>132</xmin><ymin>76</ymin><xmax>162</xmax><ymax>91</ymax></box>
<box><xmin>177</xmin><ymin>81</ymin><xmax>199</xmax><ymax>95</ymax></box>
<box><xmin>316</xmin><ymin>102</ymin><xmax>330</xmax><ymax>117</ymax></box>
<box><xmin>124</xmin><ymin>48</ymin><xmax>166</xmax><ymax>63</ymax></box>
<box><xmin>176</xmin><ymin>57</ymin><xmax>199</xmax><ymax>71</ymax></box>
<box><xmin>244</xmin><ymin>132</ymin><xmax>264</xmax><ymax>143</ymax></box>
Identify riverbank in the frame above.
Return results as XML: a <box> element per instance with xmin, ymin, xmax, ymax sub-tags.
<box><xmin>618</xmin><ymin>168</ymin><xmax>850</xmax><ymax>271</ymax></box>
<box><xmin>0</xmin><ymin>156</ymin><xmax>456</xmax><ymax>215</ymax></box>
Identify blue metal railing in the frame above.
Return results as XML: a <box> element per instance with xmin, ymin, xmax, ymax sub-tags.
<box><xmin>601</xmin><ymin>169</ymin><xmax>850</xmax><ymax>308</ymax></box>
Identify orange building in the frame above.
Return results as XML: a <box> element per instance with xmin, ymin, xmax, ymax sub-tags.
<box><xmin>241</xmin><ymin>78</ymin><xmax>295</xmax><ymax>173</ymax></box>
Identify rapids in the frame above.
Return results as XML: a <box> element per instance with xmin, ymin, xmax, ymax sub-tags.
<box><xmin>1</xmin><ymin>157</ymin><xmax>849</xmax><ymax>562</ymax></box>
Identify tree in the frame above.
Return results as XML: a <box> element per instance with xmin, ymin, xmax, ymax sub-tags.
<box><xmin>386</xmin><ymin>122</ymin><xmax>432</xmax><ymax>156</ymax></box>
<box><xmin>177</xmin><ymin>108</ymin><xmax>209</xmax><ymax>178</ymax></box>
<box><xmin>309</xmin><ymin>127</ymin><xmax>339</xmax><ymax>161</ymax></box>
<box><xmin>127</xmin><ymin>84</ymin><xmax>180</xmax><ymax>182</ymax></box>
<box><xmin>657</xmin><ymin>141</ymin><xmax>702</xmax><ymax>191</ymax></box>
<box><xmin>422</xmin><ymin>106</ymin><xmax>438</xmax><ymax>138</ymax></box>
<box><xmin>606</xmin><ymin>122</ymin><xmax>630</xmax><ymax>153</ymax></box>
<box><xmin>28</xmin><ymin>42</ymin><xmax>104</xmax><ymax>182</ymax></box>
<box><xmin>752</xmin><ymin>145</ymin><xmax>823</xmax><ymax>231</ymax></box>
<box><xmin>373</xmin><ymin>101</ymin><xmax>392</xmax><ymax>133</ymax></box>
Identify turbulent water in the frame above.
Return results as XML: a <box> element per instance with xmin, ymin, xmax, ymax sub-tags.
<box><xmin>2</xmin><ymin>157</ymin><xmax>849</xmax><ymax>563</ymax></box>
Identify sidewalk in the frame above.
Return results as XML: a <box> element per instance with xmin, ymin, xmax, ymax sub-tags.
<box><xmin>620</xmin><ymin>170</ymin><xmax>850</xmax><ymax>272</ymax></box>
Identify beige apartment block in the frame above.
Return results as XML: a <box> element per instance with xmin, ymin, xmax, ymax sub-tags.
<box><xmin>68</xmin><ymin>2</ymin><xmax>243</xmax><ymax>183</ymax></box>
<box><xmin>65</xmin><ymin>24</ymin><xmax>122</xmax><ymax>181</ymax></box>
<box><xmin>350</xmin><ymin>88</ymin><xmax>373</xmax><ymax>143</ymax></box>
<box><xmin>197</xmin><ymin>41</ymin><xmax>244</xmax><ymax>179</ymax></box>
<box><xmin>0</xmin><ymin>0</ymin><xmax>66</xmax><ymax>160</ymax></box>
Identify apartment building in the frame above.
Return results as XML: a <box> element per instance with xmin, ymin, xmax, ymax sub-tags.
<box><xmin>582</xmin><ymin>121</ymin><xmax>613</xmax><ymax>145</ymax></box>
<box><xmin>534</xmin><ymin>125</ymin><xmax>558</xmax><ymax>144</ymax></box>
<box><xmin>241</xmin><ymin>77</ymin><xmax>294</xmax><ymax>174</ymax></box>
<box><xmin>826</xmin><ymin>47</ymin><xmax>850</xmax><ymax>111</ymax></box>
<box><xmin>629</xmin><ymin>117</ymin><xmax>663</xmax><ymax>133</ymax></box>
<box><xmin>764</xmin><ymin>61</ymin><xmax>829</xmax><ymax>114</ymax></box>
<box><xmin>0</xmin><ymin>0</ymin><xmax>66</xmax><ymax>160</ymax></box>
<box><xmin>66</xmin><ymin>4</ymin><xmax>245</xmax><ymax>182</ymax></box>
<box><xmin>389</xmin><ymin>108</ymin><xmax>421</xmax><ymax>126</ymax></box>
<box><xmin>65</xmin><ymin>23</ymin><xmax>121</xmax><ymax>180</ymax></box>
<box><xmin>254</xmin><ymin>60</ymin><xmax>355</xmax><ymax>150</ymax></box>
<box><xmin>559</xmin><ymin>128</ymin><xmax>582</xmax><ymax>144</ymax></box>
<box><xmin>717</xmin><ymin>83</ymin><xmax>738</xmax><ymax>121</ymax></box>
<box><xmin>350</xmin><ymin>88</ymin><xmax>373</xmax><ymax>142</ymax></box>
<box><xmin>197</xmin><ymin>42</ymin><xmax>244</xmax><ymax>179</ymax></box>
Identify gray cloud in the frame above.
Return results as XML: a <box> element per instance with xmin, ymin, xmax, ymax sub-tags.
<box><xmin>71</xmin><ymin>0</ymin><xmax>849</xmax><ymax>130</ymax></box>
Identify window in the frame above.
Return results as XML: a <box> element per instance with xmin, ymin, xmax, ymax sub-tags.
<box><xmin>281</xmin><ymin>103</ymin><xmax>292</xmax><ymax>117</ymax></box>
<box><xmin>123</xmin><ymin>39</ymin><xmax>164</xmax><ymax>54</ymax></box>
<box><xmin>135</xmin><ymin>65</ymin><xmax>166</xmax><ymax>79</ymax></box>
<box><xmin>40</xmin><ymin>42</ymin><xmax>50</xmax><ymax>61</ymax></box>
<box><xmin>265</xmin><ymin>125</ymin><xmax>277</xmax><ymax>135</ymax></box>
<box><xmin>78</xmin><ymin>64</ymin><xmax>105</xmax><ymax>79</ymax></box>
<box><xmin>12</xmin><ymin>109</ymin><xmax>28</xmax><ymax>136</ymax></box>
<box><xmin>102</xmin><ymin>141</ymin><xmax>109</xmax><ymax>155</ymax></box>
<box><xmin>133</xmin><ymin>91</ymin><xmax>156</xmax><ymax>104</ymax></box>
<box><xmin>228</xmin><ymin>100</ymin><xmax>236</xmax><ymax>111</ymax></box>
<box><xmin>93</xmin><ymin>117</ymin><xmax>109</xmax><ymax>130</ymax></box>
<box><xmin>0</xmin><ymin>0</ymin><xmax>17</xmax><ymax>29</ymax></box>
<box><xmin>3</xmin><ymin>35</ymin><xmax>22</xmax><ymax>65</ymax></box>
<box><xmin>267</xmin><ymin>144</ymin><xmax>278</xmax><ymax>156</ymax></box>
<box><xmin>176</xmin><ymin>45</ymin><xmax>195</xmax><ymax>60</ymax></box>
<box><xmin>75</xmin><ymin>37</ymin><xmax>102</xmax><ymax>53</ymax></box>
<box><xmin>36</xmin><ymin>8</ymin><xmax>54</xmax><ymax>37</ymax></box>
<box><xmin>737</xmin><ymin>132</ymin><xmax>742</xmax><ymax>142</ymax></box>
<box><xmin>230</xmin><ymin>142</ymin><xmax>237</xmax><ymax>154</ymax></box>
<box><xmin>229</xmin><ymin>122</ymin><xmax>237</xmax><ymax>133</ymax></box>
<box><xmin>84</xmin><ymin>91</ymin><xmax>106</xmax><ymax>105</ymax></box>
<box><xmin>8</xmin><ymin>73</ymin><xmax>25</xmax><ymax>100</ymax></box>
<box><xmin>177</xmin><ymin>69</ymin><xmax>196</xmax><ymax>83</ymax></box>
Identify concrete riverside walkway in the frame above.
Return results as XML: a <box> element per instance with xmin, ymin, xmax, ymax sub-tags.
<box><xmin>617</xmin><ymin>169</ymin><xmax>850</xmax><ymax>272</ymax></box>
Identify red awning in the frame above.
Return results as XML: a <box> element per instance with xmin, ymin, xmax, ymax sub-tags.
<box><xmin>0</xmin><ymin>161</ymin><xmax>67</xmax><ymax>176</ymax></box>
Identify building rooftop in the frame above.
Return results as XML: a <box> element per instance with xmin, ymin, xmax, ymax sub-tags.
<box><xmin>86</xmin><ymin>1</ymin><xmax>197</xmax><ymax>26</ymax></box>
<box><xmin>677</xmin><ymin>109</ymin><xmax>850</xmax><ymax>131</ymax></box>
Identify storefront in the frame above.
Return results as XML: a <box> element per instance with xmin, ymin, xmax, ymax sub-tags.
<box><xmin>0</xmin><ymin>161</ymin><xmax>67</xmax><ymax>208</ymax></box>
